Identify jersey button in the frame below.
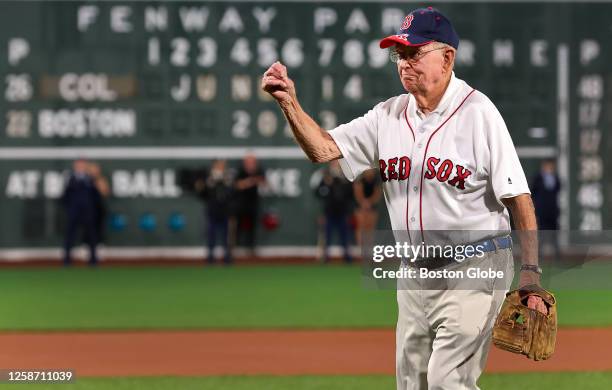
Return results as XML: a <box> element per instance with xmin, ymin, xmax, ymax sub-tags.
<box><xmin>410</xmin><ymin>217</ymin><xmax>416</xmax><ymax>222</ymax></box>
<box><xmin>413</xmin><ymin>186</ymin><xmax>418</xmax><ymax>192</ymax></box>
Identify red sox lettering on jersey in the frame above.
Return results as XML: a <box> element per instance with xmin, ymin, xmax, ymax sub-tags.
<box><xmin>329</xmin><ymin>73</ymin><xmax>530</xmax><ymax>235</ymax></box>
<box><xmin>379</xmin><ymin>156</ymin><xmax>472</xmax><ymax>190</ymax></box>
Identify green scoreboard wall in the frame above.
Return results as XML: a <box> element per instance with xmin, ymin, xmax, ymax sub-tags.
<box><xmin>0</xmin><ymin>1</ymin><xmax>609</xmax><ymax>251</ymax></box>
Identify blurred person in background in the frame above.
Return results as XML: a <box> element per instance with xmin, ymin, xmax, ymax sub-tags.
<box><xmin>234</xmin><ymin>153</ymin><xmax>266</xmax><ymax>257</ymax></box>
<box><xmin>196</xmin><ymin>159</ymin><xmax>234</xmax><ymax>264</ymax></box>
<box><xmin>531</xmin><ymin>159</ymin><xmax>561</xmax><ymax>259</ymax></box>
<box><xmin>87</xmin><ymin>162</ymin><xmax>110</xmax><ymax>245</ymax></box>
<box><xmin>61</xmin><ymin>159</ymin><xmax>99</xmax><ymax>266</ymax></box>
<box><xmin>315</xmin><ymin>160</ymin><xmax>354</xmax><ymax>263</ymax></box>
<box><xmin>353</xmin><ymin>169</ymin><xmax>382</xmax><ymax>247</ymax></box>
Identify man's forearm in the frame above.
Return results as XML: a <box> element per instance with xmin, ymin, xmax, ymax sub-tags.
<box><xmin>278</xmin><ymin>99</ymin><xmax>341</xmax><ymax>163</ymax></box>
<box><xmin>503</xmin><ymin>194</ymin><xmax>539</xmax><ymax>266</ymax></box>
<box><xmin>503</xmin><ymin>194</ymin><xmax>541</xmax><ymax>287</ymax></box>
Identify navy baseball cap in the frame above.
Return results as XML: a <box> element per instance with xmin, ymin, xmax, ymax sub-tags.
<box><xmin>379</xmin><ymin>7</ymin><xmax>459</xmax><ymax>50</ymax></box>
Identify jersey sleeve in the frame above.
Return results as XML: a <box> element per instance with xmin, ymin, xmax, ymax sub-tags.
<box><xmin>484</xmin><ymin>104</ymin><xmax>531</xmax><ymax>204</ymax></box>
<box><xmin>327</xmin><ymin>106</ymin><xmax>379</xmax><ymax>182</ymax></box>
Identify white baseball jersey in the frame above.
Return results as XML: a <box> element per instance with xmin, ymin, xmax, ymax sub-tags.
<box><xmin>328</xmin><ymin>72</ymin><xmax>530</xmax><ymax>242</ymax></box>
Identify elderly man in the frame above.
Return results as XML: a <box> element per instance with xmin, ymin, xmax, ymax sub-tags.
<box><xmin>263</xmin><ymin>7</ymin><xmax>547</xmax><ymax>389</ymax></box>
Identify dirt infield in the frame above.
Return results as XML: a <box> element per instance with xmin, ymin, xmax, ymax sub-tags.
<box><xmin>0</xmin><ymin>328</ymin><xmax>610</xmax><ymax>377</ymax></box>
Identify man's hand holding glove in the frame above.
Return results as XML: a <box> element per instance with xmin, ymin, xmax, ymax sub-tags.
<box><xmin>492</xmin><ymin>280</ymin><xmax>557</xmax><ymax>361</ymax></box>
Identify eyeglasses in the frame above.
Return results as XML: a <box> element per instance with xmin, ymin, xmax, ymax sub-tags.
<box><xmin>389</xmin><ymin>45</ymin><xmax>447</xmax><ymax>64</ymax></box>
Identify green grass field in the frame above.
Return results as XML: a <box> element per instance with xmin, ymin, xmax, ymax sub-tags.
<box><xmin>0</xmin><ymin>372</ymin><xmax>611</xmax><ymax>390</ymax></box>
<box><xmin>0</xmin><ymin>265</ymin><xmax>394</xmax><ymax>330</ymax></box>
<box><xmin>0</xmin><ymin>264</ymin><xmax>611</xmax><ymax>330</ymax></box>
<box><xmin>1</xmin><ymin>264</ymin><xmax>611</xmax><ymax>389</ymax></box>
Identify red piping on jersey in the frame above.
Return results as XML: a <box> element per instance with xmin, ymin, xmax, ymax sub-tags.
<box><xmin>403</xmin><ymin>101</ymin><xmax>415</xmax><ymax>243</ymax></box>
<box><xmin>418</xmin><ymin>89</ymin><xmax>476</xmax><ymax>242</ymax></box>
<box><xmin>404</xmin><ymin>103</ymin><xmax>415</xmax><ymax>142</ymax></box>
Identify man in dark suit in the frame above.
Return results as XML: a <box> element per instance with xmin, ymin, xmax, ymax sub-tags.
<box><xmin>234</xmin><ymin>154</ymin><xmax>266</xmax><ymax>257</ymax></box>
<box><xmin>195</xmin><ymin>159</ymin><xmax>234</xmax><ymax>264</ymax></box>
<box><xmin>531</xmin><ymin>159</ymin><xmax>561</xmax><ymax>258</ymax></box>
<box><xmin>62</xmin><ymin>159</ymin><xmax>100</xmax><ymax>266</ymax></box>
<box><xmin>315</xmin><ymin>161</ymin><xmax>354</xmax><ymax>263</ymax></box>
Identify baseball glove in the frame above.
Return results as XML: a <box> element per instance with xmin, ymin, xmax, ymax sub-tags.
<box><xmin>492</xmin><ymin>284</ymin><xmax>557</xmax><ymax>361</ymax></box>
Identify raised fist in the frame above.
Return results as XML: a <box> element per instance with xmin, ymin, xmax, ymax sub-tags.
<box><xmin>261</xmin><ymin>61</ymin><xmax>296</xmax><ymax>104</ymax></box>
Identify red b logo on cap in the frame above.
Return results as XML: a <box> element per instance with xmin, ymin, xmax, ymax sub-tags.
<box><xmin>401</xmin><ymin>14</ymin><xmax>414</xmax><ymax>30</ymax></box>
